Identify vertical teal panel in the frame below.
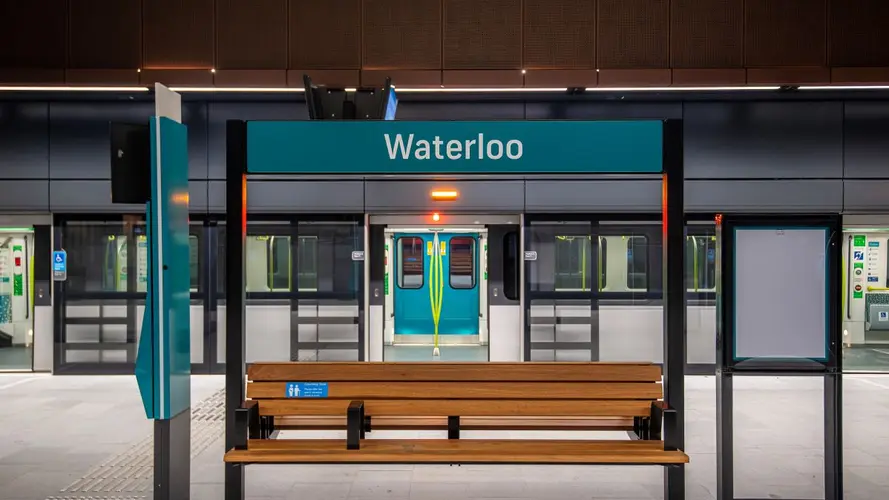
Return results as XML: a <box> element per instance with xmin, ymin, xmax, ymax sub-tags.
<box><xmin>137</xmin><ymin>116</ymin><xmax>190</xmax><ymax>420</ymax></box>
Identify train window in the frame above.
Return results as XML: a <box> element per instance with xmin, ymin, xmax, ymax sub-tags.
<box><xmin>553</xmin><ymin>236</ymin><xmax>606</xmax><ymax>291</ymax></box>
<box><xmin>503</xmin><ymin>231</ymin><xmax>519</xmax><ymax>300</ymax></box>
<box><xmin>687</xmin><ymin>235</ymin><xmax>716</xmax><ymax>291</ymax></box>
<box><xmin>449</xmin><ymin>237</ymin><xmax>476</xmax><ymax>289</ymax></box>
<box><xmin>268</xmin><ymin>236</ymin><xmax>291</xmax><ymax>291</ymax></box>
<box><xmin>189</xmin><ymin>235</ymin><xmax>199</xmax><ymax>292</ymax></box>
<box><xmin>398</xmin><ymin>237</ymin><xmax>424</xmax><ymax>289</ymax></box>
<box><xmin>626</xmin><ymin>236</ymin><xmax>648</xmax><ymax>290</ymax></box>
<box><xmin>297</xmin><ymin>236</ymin><xmax>318</xmax><ymax>291</ymax></box>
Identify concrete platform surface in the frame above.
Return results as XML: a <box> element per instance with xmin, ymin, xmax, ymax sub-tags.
<box><xmin>0</xmin><ymin>374</ymin><xmax>886</xmax><ymax>500</ymax></box>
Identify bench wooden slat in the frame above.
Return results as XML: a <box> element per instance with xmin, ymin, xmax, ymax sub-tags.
<box><xmin>247</xmin><ymin>381</ymin><xmax>662</xmax><ymax>400</ymax></box>
<box><xmin>274</xmin><ymin>416</ymin><xmax>634</xmax><ymax>431</ymax></box>
<box><xmin>248</xmin><ymin>362</ymin><xmax>661</xmax><ymax>383</ymax></box>
<box><xmin>258</xmin><ymin>399</ymin><xmax>652</xmax><ymax>417</ymax></box>
<box><xmin>224</xmin><ymin>439</ymin><xmax>689</xmax><ymax>465</ymax></box>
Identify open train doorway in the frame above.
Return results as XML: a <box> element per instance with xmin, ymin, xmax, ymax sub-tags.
<box><xmin>383</xmin><ymin>225</ymin><xmax>488</xmax><ymax>361</ymax></box>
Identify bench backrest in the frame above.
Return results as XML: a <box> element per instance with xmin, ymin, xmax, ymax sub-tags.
<box><xmin>247</xmin><ymin>362</ymin><xmax>662</xmax><ymax>418</ymax></box>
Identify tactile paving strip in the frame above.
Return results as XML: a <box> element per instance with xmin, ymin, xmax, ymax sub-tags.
<box><xmin>47</xmin><ymin>388</ymin><xmax>225</xmax><ymax>500</ymax></box>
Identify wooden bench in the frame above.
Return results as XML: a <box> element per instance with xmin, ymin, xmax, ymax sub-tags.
<box><xmin>224</xmin><ymin>362</ymin><xmax>688</xmax><ymax>466</ymax></box>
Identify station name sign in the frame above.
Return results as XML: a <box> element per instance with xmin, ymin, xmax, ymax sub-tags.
<box><xmin>247</xmin><ymin>120</ymin><xmax>663</xmax><ymax>174</ymax></box>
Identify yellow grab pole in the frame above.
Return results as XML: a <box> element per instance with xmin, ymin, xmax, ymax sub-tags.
<box><xmin>429</xmin><ymin>233</ymin><xmax>444</xmax><ymax>356</ymax></box>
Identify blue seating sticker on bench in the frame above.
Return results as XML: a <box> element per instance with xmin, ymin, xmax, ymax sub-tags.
<box><xmin>285</xmin><ymin>382</ymin><xmax>329</xmax><ymax>398</ymax></box>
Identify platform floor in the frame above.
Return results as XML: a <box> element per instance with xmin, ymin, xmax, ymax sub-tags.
<box><xmin>0</xmin><ymin>374</ymin><xmax>887</xmax><ymax>500</ymax></box>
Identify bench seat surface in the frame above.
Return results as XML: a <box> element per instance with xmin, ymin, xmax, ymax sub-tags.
<box><xmin>224</xmin><ymin>439</ymin><xmax>690</xmax><ymax>465</ymax></box>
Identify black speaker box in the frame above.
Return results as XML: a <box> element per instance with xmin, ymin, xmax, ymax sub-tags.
<box><xmin>110</xmin><ymin>122</ymin><xmax>151</xmax><ymax>204</ymax></box>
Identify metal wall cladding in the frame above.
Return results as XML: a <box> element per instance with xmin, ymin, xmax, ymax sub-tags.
<box><xmin>1</xmin><ymin>1</ymin><xmax>888</xmax><ymax>87</ymax></box>
<box><xmin>364</xmin><ymin>180</ymin><xmax>525</xmax><ymax>212</ymax></box>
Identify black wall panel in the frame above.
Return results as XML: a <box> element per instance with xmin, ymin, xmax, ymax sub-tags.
<box><xmin>683</xmin><ymin>101</ymin><xmax>843</xmax><ymax>179</ymax></box>
<box><xmin>843</xmin><ymin>102</ymin><xmax>889</xmax><ymax>179</ymax></box>
<box><xmin>206</xmin><ymin>102</ymin><xmax>308</xmax><ymax>179</ymax></box>
<box><xmin>525</xmin><ymin>101</ymin><xmax>682</xmax><ymax>120</ymax></box>
<box><xmin>0</xmin><ymin>103</ymin><xmax>49</xmax><ymax>179</ymax></box>
<box><xmin>49</xmin><ymin>102</ymin><xmax>209</xmax><ymax>180</ymax></box>
<box><xmin>395</xmin><ymin>102</ymin><xmax>526</xmax><ymax>120</ymax></box>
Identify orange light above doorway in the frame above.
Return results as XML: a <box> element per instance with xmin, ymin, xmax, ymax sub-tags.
<box><xmin>430</xmin><ymin>190</ymin><xmax>458</xmax><ymax>201</ymax></box>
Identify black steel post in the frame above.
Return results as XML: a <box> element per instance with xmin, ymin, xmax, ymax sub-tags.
<box><xmin>716</xmin><ymin>370</ymin><xmax>733</xmax><ymax>500</ymax></box>
<box><xmin>662</xmin><ymin>119</ymin><xmax>686</xmax><ymax>500</ymax></box>
<box><xmin>825</xmin><ymin>372</ymin><xmax>843</xmax><ymax>500</ymax></box>
<box><xmin>224</xmin><ymin>120</ymin><xmax>248</xmax><ymax>500</ymax></box>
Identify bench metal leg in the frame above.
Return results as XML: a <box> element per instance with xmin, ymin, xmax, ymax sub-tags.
<box><xmin>225</xmin><ymin>462</ymin><xmax>245</xmax><ymax>500</ymax></box>
<box><xmin>665</xmin><ymin>463</ymin><xmax>685</xmax><ymax>500</ymax></box>
<box><xmin>234</xmin><ymin>401</ymin><xmax>259</xmax><ymax>450</ymax></box>
<box><xmin>448</xmin><ymin>416</ymin><xmax>460</xmax><ymax>440</ymax></box>
<box><xmin>347</xmin><ymin>401</ymin><xmax>365</xmax><ymax>450</ymax></box>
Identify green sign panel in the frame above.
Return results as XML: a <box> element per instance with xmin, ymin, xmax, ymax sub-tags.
<box><xmin>854</xmin><ymin>235</ymin><xmax>866</xmax><ymax>247</ymax></box>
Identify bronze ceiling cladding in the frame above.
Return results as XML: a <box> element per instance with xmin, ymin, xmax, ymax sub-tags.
<box><xmin>0</xmin><ymin>0</ymin><xmax>67</xmax><ymax>69</ymax></box>
<box><xmin>443</xmin><ymin>0</ymin><xmax>522</xmax><ymax>69</ymax></box>
<box><xmin>290</xmin><ymin>0</ymin><xmax>361</xmax><ymax>69</ymax></box>
<box><xmin>670</xmin><ymin>0</ymin><xmax>743</xmax><ymax>68</ymax></box>
<box><xmin>68</xmin><ymin>0</ymin><xmax>141</xmax><ymax>69</ymax></box>
<box><xmin>216</xmin><ymin>0</ymin><xmax>287</xmax><ymax>69</ymax></box>
<box><xmin>597</xmin><ymin>0</ymin><xmax>669</xmax><ymax>68</ymax></box>
<box><xmin>522</xmin><ymin>0</ymin><xmax>596</xmax><ymax>70</ymax></box>
<box><xmin>363</xmin><ymin>0</ymin><xmax>442</xmax><ymax>69</ymax></box>
<box><xmin>829</xmin><ymin>0</ymin><xmax>889</xmax><ymax>67</ymax></box>
<box><xmin>143</xmin><ymin>0</ymin><xmax>215</xmax><ymax>68</ymax></box>
<box><xmin>745</xmin><ymin>0</ymin><xmax>827</xmax><ymax>67</ymax></box>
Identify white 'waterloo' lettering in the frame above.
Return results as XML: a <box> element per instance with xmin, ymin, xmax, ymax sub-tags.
<box><xmin>384</xmin><ymin>133</ymin><xmax>523</xmax><ymax>160</ymax></box>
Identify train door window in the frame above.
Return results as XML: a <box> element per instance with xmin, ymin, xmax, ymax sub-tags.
<box><xmin>687</xmin><ymin>235</ymin><xmax>716</xmax><ymax>291</ymax></box>
<box><xmin>503</xmin><ymin>231</ymin><xmax>519</xmax><ymax>300</ymax></box>
<box><xmin>269</xmin><ymin>236</ymin><xmax>291</xmax><ymax>291</ymax></box>
<box><xmin>398</xmin><ymin>237</ymin><xmax>424</xmax><ymax>289</ymax></box>
<box><xmin>626</xmin><ymin>236</ymin><xmax>648</xmax><ymax>290</ymax></box>
<box><xmin>449</xmin><ymin>237</ymin><xmax>476</xmax><ymax>289</ymax></box>
<box><xmin>296</xmin><ymin>236</ymin><xmax>317</xmax><ymax>291</ymax></box>
<box><xmin>189</xmin><ymin>234</ymin><xmax>200</xmax><ymax>292</ymax></box>
<box><xmin>597</xmin><ymin>237</ymin><xmax>607</xmax><ymax>291</ymax></box>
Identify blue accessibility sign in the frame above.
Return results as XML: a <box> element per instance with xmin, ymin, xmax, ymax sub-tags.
<box><xmin>52</xmin><ymin>250</ymin><xmax>67</xmax><ymax>281</ymax></box>
<box><xmin>285</xmin><ymin>382</ymin><xmax>329</xmax><ymax>398</ymax></box>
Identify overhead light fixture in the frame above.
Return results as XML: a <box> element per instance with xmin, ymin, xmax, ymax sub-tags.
<box><xmin>431</xmin><ymin>190</ymin><xmax>459</xmax><ymax>201</ymax></box>
<box><xmin>167</xmin><ymin>87</ymin><xmax>305</xmax><ymax>92</ymax></box>
<box><xmin>0</xmin><ymin>86</ymin><xmax>149</xmax><ymax>92</ymax></box>
<box><xmin>799</xmin><ymin>85</ymin><xmax>889</xmax><ymax>90</ymax></box>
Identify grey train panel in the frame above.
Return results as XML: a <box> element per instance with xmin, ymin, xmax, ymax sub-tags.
<box><xmin>684</xmin><ymin>101</ymin><xmax>843</xmax><ymax>179</ymax></box>
<box><xmin>364</xmin><ymin>180</ymin><xmax>525</xmax><ymax>212</ymax></box>
<box><xmin>525</xmin><ymin>102</ymin><xmax>682</xmax><ymax>120</ymax></box>
<box><xmin>208</xmin><ymin>180</ymin><xmax>225</xmax><ymax>212</ymax></box>
<box><xmin>207</xmin><ymin>102</ymin><xmax>309</xmax><ymax>180</ymax></box>
<box><xmin>686</xmin><ymin>179</ymin><xmax>843</xmax><ymax>213</ymax></box>
<box><xmin>50</xmin><ymin>180</ymin><xmax>143</xmax><ymax>212</ymax></box>
<box><xmin>0</xmin><ymin>180</ymin><xmax>49</xmax><ymax>211</ymax></box>
<box><xmin>188</xmin><ymin>181</ymin><xmax>209</xmax><ymax>213</ymax></box>
<box><xmin>843</xmin><ymin>180</ymin><xmax>889</xmax><ymax>212</ymax></box>
<box><xmin>843</xmin><ymin>102</ymin><xmax>889</xmax><ymax>179</ymax></box>
<box><xmin>524</xmin><ymin>180</ymin><xmax>661</xmax><ymax>212</ymax></box>
<box><xmin>0</xmin><ymin>102</ymin><xmax>49</xmax><ymax>179</ymax></box>
<box><xmin>248</xmin><ymin>180</ymin><xmax>364</xmax><ymax>212</ymax></box>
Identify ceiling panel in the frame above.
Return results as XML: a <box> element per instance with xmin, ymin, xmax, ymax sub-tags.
<box><xmin>69</xmin><ymin>0</ymin><xmax>141</xmax><ymax>69</ymax></box>
<box><xmin>363</xmin><ymin>0</ymin><xmax>441</xmax><ymax>69</ymax></box>
<box><xmin>523</xmin><ymin>0</ymin><xmax>596</xmax><ymax>70</ymax></box>
<box><xmin>143</xmin><ymin>0</ymin><xmax>215</xmax><ymax>68</ymax></box>
<box><xmin>0</xmin><ymin>1</ymin><xmax>67</xmax><ymax>69</ymax></box>
<box><xmin>443</xmin><ymin>0</ymin><xmax>521</xmax><ymax>69</ymax></box>
<box><xmin>216</xmin><ymin>0</ymin><xmax>287</xmax><ymax>69</ymax></box>
<box><xmin>671</xmin><ymin>0</ymin><xmax>743</xmax><ymax>68</ymax></box>
<box><xmin>829</xmin><ymin>0</ymin><xmax>889</xmax><ymax>67</ymax></box>
<box><xmin>597</xmin><ymin>0</ymin><xmax>668</xmax><ymax>69</ymax></box>
<box><xmin>745</xmin><ymin>0</ymin><xmax>826</xmax><ymax>67</ymax></box>
<box><xmin>290</xmin><ymin>0</ymin><xmax>361</xmax><ymax>69</ymax></box>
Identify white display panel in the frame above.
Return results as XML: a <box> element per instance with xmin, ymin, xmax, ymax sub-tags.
<box><xmin>734</xmin><ymin>227</ymin><xmax>829</xmax><ymax>360</ymax></box>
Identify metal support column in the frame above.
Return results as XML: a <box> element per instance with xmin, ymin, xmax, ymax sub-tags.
<box><xmin>825</xmin><ymin>371</ymin><xmax>843</xmax><ymax>500</ymax></box>
<box><xmin>715</xmin><ymin>370</ymin><xmax>733</xmax><ymax>500</ymax></box>
<box><xmin>224</xmin><ymin>120</ymin><xmax>248</xmax><ymax>500</ymax></box>
<box><xmin>662</xmin><ymin>119</ymin><xmax>686</xmax><ymax>500</ymax></box>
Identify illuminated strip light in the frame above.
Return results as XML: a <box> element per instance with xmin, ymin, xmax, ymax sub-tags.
<box><xmin>396</xmin><ymin>86</ymin><xmax>780</xmax><ymax>92</ymax></box>
<box><xmin>0</xmin><ymin>86</ymin><xmax>149</xmax><ymax>92</ymax></box>
<box><xmin>431</xmin><ymin>190</ymin><xmax>459</xmax><ymax>200</ymax></box>
<box><xmin>168</xmin><ymin>87</ymin><xmax>305</xmax><ymax>92</ymax></box>
<box><xmin>799</xmin><ymin>85</ymin><xmax>889</xmax><ymax>90</ymax></box>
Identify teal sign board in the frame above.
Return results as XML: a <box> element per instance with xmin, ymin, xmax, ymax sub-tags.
<box><xmin>136</xmin><ymin>115</ymin><xmax>191</xmax><ymax>420</ymax></box>
<box><xmin>247</xmin><ymin>120</ymin><xmax>663</xmax><ymax>174</ymax></box>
